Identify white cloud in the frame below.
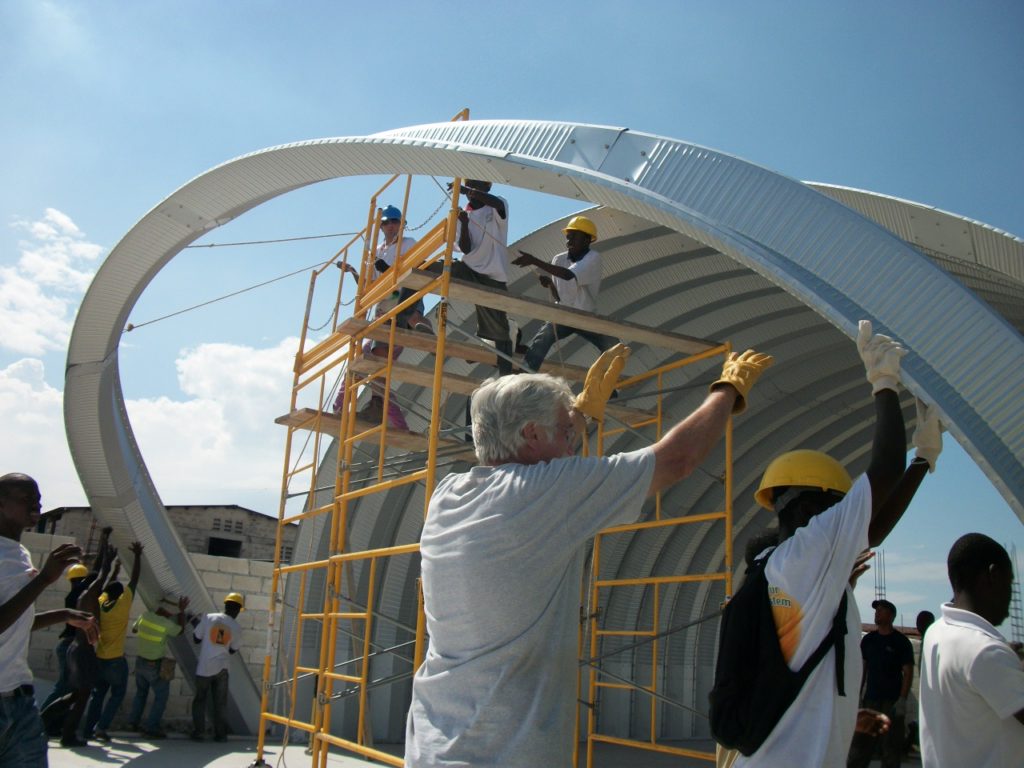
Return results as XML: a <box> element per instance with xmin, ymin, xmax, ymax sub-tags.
<box><xmin>3</xmin><ymin>209</ymin><xmax>103</xmax><ymax>355</ymax></box>
<box><xmin>2</xmin><ymin>336</ymin><xmax>311</xmax><ymax>516</ymax></box>
<box><xmin>125</xmin><ymin>337</ymin><xmax>303</xmax><ymax>512</ymax></box>
<box><xmin>0</xmin><ymin>358</ymin><xmax>85</xmax><ymax>505</ymax></box>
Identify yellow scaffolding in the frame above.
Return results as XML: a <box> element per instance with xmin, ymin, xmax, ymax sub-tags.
<box><xmin>253</xmin><ymin>112</ymin><xmax>733</xmax><ymax>766</ymax></box>
<box><xmin>578</xmin><ymin>347</ymin><xmax>733</xmax><ymax>767</ymax></box>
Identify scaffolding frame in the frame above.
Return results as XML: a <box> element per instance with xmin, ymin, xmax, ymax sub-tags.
<box><xmin>577</xmin><ymin>347</ymin><xmax>732</xmax><ymax>767</ymax></box>
<box><xmin>253</xmin><ymin>112</ymin><xmax>730</xmax><ymax>765</ymax></box>
<box><xmin>253</xmin><ymin>103</ymin><xmax>469</xmax><ymax>763</ymax></box>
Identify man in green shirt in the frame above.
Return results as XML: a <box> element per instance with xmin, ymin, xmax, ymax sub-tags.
<box><xmin>126</xmin><ymin>595</ymin><xmax>188</xmax><ymax>738</ymax></box>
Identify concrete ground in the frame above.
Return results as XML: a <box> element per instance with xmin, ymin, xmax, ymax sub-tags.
<box><xmin>46</xmin><ymin>732</ymin><xmax>922</xmax><ymax>767</ymax></box>
<box><xmin>47</xmin><ymin>733</ymin><xmax>382</xmax><ymax>768</ymax></box>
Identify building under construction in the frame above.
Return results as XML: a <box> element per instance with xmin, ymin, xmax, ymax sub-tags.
<box><xmin>63</xmin><ymin>113</ymin><xmax>1024</xmax><ymax>765</ymax></box>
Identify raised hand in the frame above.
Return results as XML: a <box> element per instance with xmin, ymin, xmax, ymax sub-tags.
<box><xmin>574</xmin><ymin>344</ymin><xmax>631</xmax><ymax>422</ymax></box>
<box><xmin>856</xmin><ymin>320</ymin><xmax>906</xmax><ymax>394</ymax></box>
<box><xmin>849</xmin><ymin>549</ymin><xmax>875</xmax><ymax>587</ymax></box>
<box><xmin>710</xmin><ymin>349</ymin><xmax>774</xmax><ymax>413</ymax></box>
<box><xmin>912</xmin><ymin>398</ymin><xmax>944</xmax><ymax>472</ymax></box>
<box><xmin>41</xmin><ymin>543</ymin><xmax>84</xmax><ymax>584</ymax></box>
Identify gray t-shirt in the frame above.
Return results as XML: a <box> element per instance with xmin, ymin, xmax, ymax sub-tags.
<box><xmin>405</xmin><ymin>448</ymin><xmax>655</xmax><ymax>767</ymax></box>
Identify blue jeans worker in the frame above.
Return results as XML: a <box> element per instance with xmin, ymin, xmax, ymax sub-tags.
<box><xmin>127</xmin><ymin>596</ymin><xmax>188</xmax><ymax>738</ymax></box>
<box><xmin>190</xmin><ymin>594</ymin><xmax>244</xmax><ymax>741</ymax></box>
<box><xmin>39</xmin><ymin>563</ymin><xmax>89</xmax><ymax>711</ymax></box>
<box><xmin>513</xmin><ymin>215</ymin><xmax>618</xmax><ymax>373</ymax></box>
<box><xmin>0</xmin><ymin>473</ymin><xmax>98</xmax><ymax>765</ymax></box>
<box><xmin>85</xmin><ymin>540</ymin><xmax>143</xmax><ymax>740</ymax></box>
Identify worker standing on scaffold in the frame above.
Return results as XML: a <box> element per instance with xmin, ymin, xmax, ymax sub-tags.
<box><xmin>335</xmin><ymin>205</ymin><xmax>431</xmax><ymax>429</ymax></box>
<box><xmin>513</xmin><ymin>214</ymin><xmax>618</xmax><ymax>372</ymax></box>
<box><xmin>426</xmin><ymin>180</ymin><xmax>514</xmax><ymax>375</ymax></box>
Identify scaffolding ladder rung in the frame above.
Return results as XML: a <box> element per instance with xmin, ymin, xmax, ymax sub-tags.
<box><xmin>595</xmin><ymin>572</ymin><xmax>727</xmax><ymax>588</ymax></box>
<box><xmin>349</xmin><ymin>358</ymin><xmax>656</xmax><ymax>425</ymax></box>
<box><xmin>276</xmin><ymin>408</ymin><xmax>477</xmax><ymax>462</ymax></box>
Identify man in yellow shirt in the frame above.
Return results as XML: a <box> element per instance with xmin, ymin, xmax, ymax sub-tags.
<box><xmin>84</xmin><ymin>540</ymin><xmax>143</xmax><ymax>741</ymax></box>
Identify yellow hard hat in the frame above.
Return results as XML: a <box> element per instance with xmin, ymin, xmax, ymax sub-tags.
<box><xmin>66</xmin><ymin>563</ymin><xmax>89</xmax><ymax>580</ymax></box>
<box><xmin>563</xmin><ymin>215</ymin><xmax>597</xmax><ymax>242</ymax></box>
<box><xmin>754</xmin><ymin>449</ymin><xmax>852</xmax><ymax>510</ymax></box>
<box><xmin>225</xmin><ymin>592</ymin><xmax>245</xmax><ymax>610</ymax></box>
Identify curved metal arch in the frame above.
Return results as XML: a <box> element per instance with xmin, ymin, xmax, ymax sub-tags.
<box><xmin>66</xmin><ymin>119</ymin><xmax>1024</xmax><ymax>738</ymax></box>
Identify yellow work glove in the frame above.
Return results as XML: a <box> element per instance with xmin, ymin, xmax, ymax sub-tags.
<box><xmin>574</xmin><ymin>343</ymin><xmax>631</xmax><ymax>422</ymax></box>
<box><xmin>710</xmin><ymin>349</ymin><xmax>774</xmax><ymax>413</ymax></box>
<box><xmin>856</xmin><ymin>320</ymin><xmax>906</xmax><ymax>394</ymax></box>
<box><xmin>912</xmin><ymin>398</ymin><xmax>944</xmax><ymax>472</ymax></box>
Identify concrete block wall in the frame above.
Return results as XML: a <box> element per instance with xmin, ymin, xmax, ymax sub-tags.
<box><xmin>22</xmin><ymin>531</ymin><xmax>285</xmax><ymax>732</ymax></box>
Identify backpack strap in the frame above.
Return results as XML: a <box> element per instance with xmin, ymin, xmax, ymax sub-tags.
<box><xmin>756</xmin><ymin>549</ymin><xmax>848</xmax><ymax>696</ymax></box>
<box><xmin>794</xmin><ymin>585</ymin><xmax>848</xmax><ymax>695</ymax></box>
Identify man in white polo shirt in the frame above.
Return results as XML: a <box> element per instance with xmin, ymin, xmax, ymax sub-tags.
<box><xmin>0</xmin><ymin>473</ymin><xmax>97</xmax><ymax>766</ymax></box>
<box><xmin>919</xmin><ymin>533</ymin><xmax>1024</xmax><ymax>766</ymax></box>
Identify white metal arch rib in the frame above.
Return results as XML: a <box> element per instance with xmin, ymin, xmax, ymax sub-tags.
<box><xmin>65</xmin><ymin>119</ymin><xmax>1024</xmax><ymax>729</ymax></box>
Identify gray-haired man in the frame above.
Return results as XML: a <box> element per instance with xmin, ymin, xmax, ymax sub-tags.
<box><xmin>404</xmin><ymin>346</ymin><xmax>773</xmax><ymax>767</ymax></box>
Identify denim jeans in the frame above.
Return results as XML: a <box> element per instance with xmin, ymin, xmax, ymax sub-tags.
<box><xmin>127</xmin><ymin>657</ymin><xmax>170</xmax><ymax>731</ymax></box>
<box><xmin>40</xmin><ymin>636</ymin><xmax>72</xmax><ymax>710</ymax></box>
<box><xmin>192</xmin><ymin>669</ymin><xmax>229</xmax><ymax>739</ymax></box>
<box><xmin>85</xmin><ymin>655</ymin><xmax>129</xmax><ymax>734</ymax></box>
<box><xmin>523</xmin><ymin>321</ymin><xmax>617</xmax><ymax>372</ymax></box>
<box><xmin>0</xmin><ymin>690</ymin><xmax>47</xmax><ymax>767</ymax></box>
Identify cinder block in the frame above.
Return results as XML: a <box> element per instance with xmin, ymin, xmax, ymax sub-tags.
<box><xmin>250</xmin><ymin>560</ymin><xmax>274</xmax><ymax>578</ymax></box>
<box><xmin>202</xmin><ymin>571</ymin><xmax>233</xmax><ymax>590</ymax></box>
<box><xmin>189</xmin><ymin>553</ymin><xmax>219</xmax><ymax>572</ymax></box>
<box><xmin>230</xmin><ymin>574</ymin><xmax>262</xmax><ymax>594</ymax></box>
<box><xmin>246</xmin><ymin>595</ymin><xmax>271</xmax><ymax>612</ymax></box>
<box><xmin>217</xmin><ymin>557</ymin><xmax>250</xmax><ymax>575</ymax></box>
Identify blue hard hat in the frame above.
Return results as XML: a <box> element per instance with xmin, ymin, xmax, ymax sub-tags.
<box><xmin>380</xmin><ymin>205</ymin><xmax>402</xmax><ymax>221</ymax></box>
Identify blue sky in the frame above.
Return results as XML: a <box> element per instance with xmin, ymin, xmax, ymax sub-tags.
<box><xmin>1</xmin><ymin>1</ymin><xmax>1021</xmax><ymax>634</ymax></box>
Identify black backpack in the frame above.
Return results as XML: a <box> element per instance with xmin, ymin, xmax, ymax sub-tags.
<box><xmin>708</xmin><ymin>549</ymin><xmax>848</xmax><ymax>756</ymax></box>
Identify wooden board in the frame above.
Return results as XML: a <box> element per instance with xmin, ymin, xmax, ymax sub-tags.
<box><xmin>336</xmin><ymin>317</ymin><xmax>587</xmax><ymax>381</ymax></box>
<box><xmin>402</xmin><ymin>269</ymin><xmax>719</xmax><ymax>355</ymax></box>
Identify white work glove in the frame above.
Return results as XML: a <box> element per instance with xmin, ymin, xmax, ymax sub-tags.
<box><xmin>891</xmin><ymin>699</ymin><xmax>908</xmax><ymax>719</ymax></box>
<box><xmin>856</xmin><ymin>320</ymin><xmax>906</xmax><ymax>394</ymax></box>
<box><xmin>912</xmin><ymin>398</ymin><xmax>944</xmax><ymax>472</ymax></box>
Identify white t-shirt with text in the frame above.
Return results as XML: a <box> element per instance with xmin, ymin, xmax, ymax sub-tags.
<box><xmin>735</xmin><ymin>474</ymin><xmax>871</xmax><ymax>768</ymax></box>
